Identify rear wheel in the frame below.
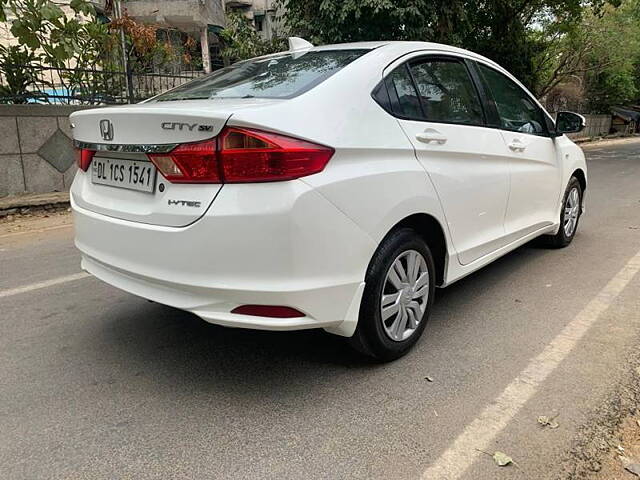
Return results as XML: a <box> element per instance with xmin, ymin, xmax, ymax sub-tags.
<box><xmin>349</xmin><ymin>228</ymin><xmax>435</xmax><ymax>361</ymax></box>
<box><xmin>544</xmin><ymin>176</ymin><xmax>583</xmax><ymax>248</ymax></box>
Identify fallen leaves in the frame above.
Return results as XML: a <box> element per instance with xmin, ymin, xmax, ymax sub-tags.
<box><xmin>476</xmin><ymin>448</ymin><xmax>517</xmax><ymax>469</ymax></box>
<box><xmin>493</xmin><ymin>451</ymin><xmax>513</xmax><ymax>467</ymax></box>
<box><xmin>538</xmin><ymin>413</ymin><xmax>560</xmax><ymax>429</ymax></box>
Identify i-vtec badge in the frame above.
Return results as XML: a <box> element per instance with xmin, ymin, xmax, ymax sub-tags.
<box><xmin>168</xmin><ymin>199</ymin><xmax>202</xmax><ymax>208</ymax></box>
<box><xmin>161</xmin><ymin>122</ymin><xmax>213</xmax><ymax>132</ymax></box>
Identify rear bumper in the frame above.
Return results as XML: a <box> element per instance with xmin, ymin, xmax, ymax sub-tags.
<box><xmin>72</xmin><ymin>181</ymin><xmax>375</xmax><ymax>336</ymax></box>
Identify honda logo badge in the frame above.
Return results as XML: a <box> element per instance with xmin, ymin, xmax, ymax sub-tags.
<box><xmin>99</xmin><ymin>119</ymin><xmax>113</xmax><ymax>141</ymax></box>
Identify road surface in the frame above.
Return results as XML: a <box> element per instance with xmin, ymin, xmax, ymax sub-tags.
<box><xmin>1</xmin><ymin>138</ymin><xmax>640</xmax><ymax>479</ymax></box>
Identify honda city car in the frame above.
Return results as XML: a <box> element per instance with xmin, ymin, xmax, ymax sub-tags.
<box><xmin>70</xmin><ymin>39</ymin><xmax>586</xmax><ymax>360</ymax></box>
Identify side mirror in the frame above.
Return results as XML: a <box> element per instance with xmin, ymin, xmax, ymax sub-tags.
<box><xmin>555</xmin><ymin>111</ymin><xmax>586</xmax><ymax>135</ymax></box>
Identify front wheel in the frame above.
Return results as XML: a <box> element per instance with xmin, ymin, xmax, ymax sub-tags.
<box><xmin>349</xmin><ymin>228</ymin><xmax>435</xmax><ymax>362</ymax></box>
<box><xmin>543</xmin><ymin>177</ymin><xmax>583</xmax><ymax>248</ymax></box>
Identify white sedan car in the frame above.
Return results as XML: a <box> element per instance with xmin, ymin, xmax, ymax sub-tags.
<box><xmin>70</xmin><ymin>39</ymin><xmax>586</xmax><ymax>361</ymax></box>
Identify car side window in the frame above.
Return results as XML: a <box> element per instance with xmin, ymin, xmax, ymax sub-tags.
<box><xmin>408</xmin><ymin>59</ymin><xmax>484</xmax><ymax>126</ymax></box>
<box><xmin>387</xmin><ymin>65</ymin><xmax>424</xmax><ymax>120</ymax></box>
<box><xmin>478</xmin><ymin>64</ymin><xmax>547</xmax><ymax>136</ymax></box>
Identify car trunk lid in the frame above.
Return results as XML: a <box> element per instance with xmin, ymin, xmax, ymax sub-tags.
<box><xmin>69</xmin><ymin>99</ymin><xmax>280</xmax><ymax>227</ymax></box>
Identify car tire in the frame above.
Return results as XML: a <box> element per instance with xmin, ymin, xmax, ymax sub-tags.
<box><xmin>349</xmin><ymin>228</ymin><xmax>436</xmax><ymax>362</ymax></box>
<box><xmin>543</xmin><ymin>176</ymin><xmax>583</xmax><ymax>248</ymax></box>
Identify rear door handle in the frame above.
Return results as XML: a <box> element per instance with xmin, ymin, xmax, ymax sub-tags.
<box><xmin>508</xmin><ymin>139</ymin><xmax>527</xmax><ymax>152</ymax></box>
<box><xmin>416</xmin><ymin>129</ymin><xmax>447</xmax><ymax>145</ymax></box>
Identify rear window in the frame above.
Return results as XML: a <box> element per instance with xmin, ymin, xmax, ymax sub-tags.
<box><xmin>153</xmin><ymin>49</ymin><xmax>370</xmax><ymax>102</ymax></box>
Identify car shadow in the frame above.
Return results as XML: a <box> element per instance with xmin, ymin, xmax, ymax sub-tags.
<box><xmin>91</xmin><ymin>238</ymin><xmax>560</xmax><ymax>393</ymax></box>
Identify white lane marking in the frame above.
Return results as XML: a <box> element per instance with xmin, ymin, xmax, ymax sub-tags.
<box><xmin>422</xmin><ymin>248</ymin><xmax>640</xmax><ymax>480</ymax></box>
<box><xmin>0</xmin><ymin>272</ymin><xmax>89</xmax><ymax>299</ymax></box>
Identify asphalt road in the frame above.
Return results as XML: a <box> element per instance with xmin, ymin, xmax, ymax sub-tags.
<box><xmin>1</xmin><ymin>139</ymin><xmax>640</xmax><ymax>480</ymax></box>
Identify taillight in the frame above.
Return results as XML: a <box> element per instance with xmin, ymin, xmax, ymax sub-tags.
<box><xmin>218</xmin><ymin>128</ymin><xmax>333</xmax><ymax>183</ymax></box>
<box><xmin>148</xmin><ymin>140</ymin><xmax>220</xmax><ymax>183</ymax></box>
<box><xmin>146</xmin><ymin>127</ymin><xmax>333</xmax><ymax>184</ymax></box>
<box><xmin>75</xmin><ymin>148</ymin><xmax>95</xmax><ymax>171</ymax></box>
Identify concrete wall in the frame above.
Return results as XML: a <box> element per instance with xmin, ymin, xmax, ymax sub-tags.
<box><xmin>0</xmin><ymin>105</ymin><xmax>96</xmax><ymax>197</ymax></box>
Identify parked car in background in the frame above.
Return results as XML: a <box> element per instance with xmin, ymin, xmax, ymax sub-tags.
<box><xmin>70</xmin><ymin>39</ymin><xmax>587</xmax><ymax>361</ymax></box>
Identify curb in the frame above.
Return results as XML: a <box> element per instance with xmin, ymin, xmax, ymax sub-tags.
<box><xmin>574</xmin><ymin>134</ymin><xmax>640</xmax><ymax>145</ymax></box>
<box><xmin>0</xmin><ymin>193</ymin><xmax>70</xmax><ymax>217</ymax></box>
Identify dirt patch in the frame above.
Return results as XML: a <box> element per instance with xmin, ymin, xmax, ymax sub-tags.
<box><xmin>0</xmin><ymin>206</ymin><xmax>72</xmax><ymax>237</ymax></box>
<box><xmin>598</xmin><ymin>415</ymin><xmax>640</xmax><ymax>479</ymax></box>
<box><xmin>559</xmin><ymin>350</ymin><xmax>640</xmax><ymax>479</ymax></box>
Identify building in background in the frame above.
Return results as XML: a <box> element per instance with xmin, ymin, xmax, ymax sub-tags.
<box><xmin>225</xmin><ymin>0</ymin><xmax>282</xmax><ymax>40</ymax></box>
<box><xmin>1</xmin><ymin>0</ymin><xmax>285</xmax><ymax>77</ymax></box>
<box><xmin>106</xmin><ymin>0</ymin><xmax>226</xmax><ymax>73</ymax></box>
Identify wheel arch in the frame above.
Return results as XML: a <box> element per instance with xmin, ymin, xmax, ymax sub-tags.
<box><xmin>572</xmin><ymin>168</ymin><xmax>587</xmax><ymax>192</ymax></box>
<box><xmin>384</xmin><ymin>213</ymin><xmax>449</xmax><ymax>287</ymax></box>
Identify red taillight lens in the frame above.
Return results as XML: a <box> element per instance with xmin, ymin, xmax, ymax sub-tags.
<box><xmin>146</xmin><ymin>128</ymin><xmax>333</xmax><ymax>184</ymax></box>
<box><xmin>231</xmin><ymin>305</ymin><xmax>306</xmax><ymax>318</ymax></box>
<box><xmin>219</xmin><ymin>127</ymin><xmax>333</xmax><ymax>183</ymax></box>
<box><xmin>75</xmin><ymin>148</ymin><xmax>95</xmax><ymax>171</ymax></box>
<box><xmin>148</xmin><ymin>139</ymin><xmax>220</xmax><ymax>183</ymax></box>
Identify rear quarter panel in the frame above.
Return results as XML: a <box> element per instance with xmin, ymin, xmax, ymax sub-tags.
<box><xmin>226</xmin><ymin>46</ymin><xmax>454</xmax><ymax>252</ymax></box>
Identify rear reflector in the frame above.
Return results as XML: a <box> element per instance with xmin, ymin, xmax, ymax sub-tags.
<box><xmin>75</xmin><ymin>148</ymin><xmax>95</xmax><ymax>171</ymax></box>
<box><xmin>147</xmin><ymin>127</ymin><xmax>333</xmax><ymax>184</ymax></box>
<box><xmin>231</xmin><ymin>305</ymin><xmax>306</xmax><ymax>318</ymax></box>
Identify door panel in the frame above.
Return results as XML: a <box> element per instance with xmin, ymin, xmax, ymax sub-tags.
<box><xmin>383</xmin><ymin>57</ymin><xmax>511</xmax><ymax>265</ymax></box>
<box><xmin>499</xmin><ymin>131</ymin><xmax>560</xmax><ymax>234</ymax></box>
<box><xmin>476</xmin><ymin>63</ymin><xmax>562</xmax><ymax>235</ymax></box>
<box><xmin>399</xmin><ymin>121</ymin><xmax>511</xmax><ymax>265</ymax></box>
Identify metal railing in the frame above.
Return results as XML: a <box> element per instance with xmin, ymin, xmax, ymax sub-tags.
<box><xmin>0</xmin><ymin>64</ymin><xmax>206</xmax><ymax>105</ymax></box>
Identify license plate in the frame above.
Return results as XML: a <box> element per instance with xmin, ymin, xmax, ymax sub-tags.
<box><xmin>91</xmin><ymin>157</ymin><xmax>157</xmax><ymax>193</ymax></box>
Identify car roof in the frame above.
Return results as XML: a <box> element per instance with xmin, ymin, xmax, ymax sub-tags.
<box><xmin>311</xmin><ymin>40</ymin><xmax>500</xmax><ymax>69</ymax></box>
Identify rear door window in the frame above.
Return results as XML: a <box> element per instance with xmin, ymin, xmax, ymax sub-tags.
<box><xmin>153</xmin><ymin>49</ymin><xmax>370</xmax><ymax>101</ymax></box>
<box><xmin>408</xmin><ymin>59</ymin><xmax>484</xmax><ymax>126</ymax></box>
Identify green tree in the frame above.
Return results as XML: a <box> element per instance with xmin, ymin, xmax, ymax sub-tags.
<box><xmin>0</xmin><ymin>46</ymin><xmax>43</xmax><ymax>103</ymax></box>
<box><xmin>534</xmin><ymin>0</ymin><xmax>640</xmax><ymax>111</ymax></box>
<box><xmin>0</xmin><ymin>0</ymin><xmax>190</xmax><ymax>103</ymax></box>
<box><xmin>582</xmin><ymin>0</ymin><xmax>640</xmax><ymax>111</ymax></box>
<box><xmin>276</xmin><ymin>0</ymin><xmax>618</xmax><ymax>92</ymax></box>
<box><xmin>219</xmin><ymin>11</ymin><xmax>285</xmax><ymax>64</ymax></box>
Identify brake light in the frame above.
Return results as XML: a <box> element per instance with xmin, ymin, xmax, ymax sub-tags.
<box><xmin>75</xmin><ymin>148</ymin><xmax>95</xmax><ymax>171</ymax></box>
<box><xmin>219</xmin><ymin>128</ymin><xmax>333</xmax><ymax>183</ymax></box>
<box><xmin>146</xmin><ymin>127</ymin><xmax>333</xmax><ymax>184</ymax></box>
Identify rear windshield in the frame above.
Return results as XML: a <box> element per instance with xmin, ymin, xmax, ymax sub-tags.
<box><xmin>153</xmin><ymin>49</ymin><xmax>370</xmax><ymax>102</ymax></box>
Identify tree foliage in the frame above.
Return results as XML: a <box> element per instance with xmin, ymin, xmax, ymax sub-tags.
<box><xmin>578</xmin><ymin>0</ymin><xmax>640</xmax><ymax>111</ymax></box>
<box><xmin>0</xmin><ymin>0</ymin><xmax>201</xmax><ymax>103</ymax></box>
<box><xmin>219</xmin><ymin>11</ymin><xmax>285</xmax><ymax>64</ymax></box>
<box><xmin>275</xmin><ymin>0</ymin><xmax>621</xmax><ymax>96</ymax></box>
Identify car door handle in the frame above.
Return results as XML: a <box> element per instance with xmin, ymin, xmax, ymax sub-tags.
<box><xmin>416</xmin><ymin>129</ymin><xmax>447</xmax><ymax>145</ymax></box>
<box><xmin>508</xmin><ymin>139</ymin><xmax>527</xmax><ymax>152</ymax></box>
